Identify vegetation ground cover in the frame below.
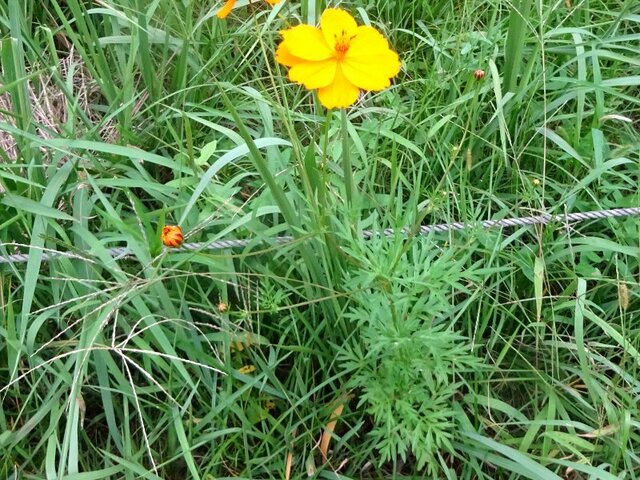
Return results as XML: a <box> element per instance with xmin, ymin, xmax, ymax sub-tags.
<box><xmin>0</xmin><ymin>0</ymin><xmax>639</xmax><ymax>478</ymax></box>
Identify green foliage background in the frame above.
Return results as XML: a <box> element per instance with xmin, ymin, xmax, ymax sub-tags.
<box><xmin>0</xmin><ymin>0</ymin><xmax>639</xmax><ymax>478</ymax></box>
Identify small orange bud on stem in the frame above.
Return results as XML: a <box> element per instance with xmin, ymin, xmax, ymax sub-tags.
<box><xmin>162</xmin><ymin>225</ymin><xmax>184</xmax><ymax>247</ymax></box>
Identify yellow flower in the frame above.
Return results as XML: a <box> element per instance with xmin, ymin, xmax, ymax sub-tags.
<box><xmin>161</xmin><ymin>225</ymin><xmax>183</xmax><ymax>248</ymax></box>
<box><xmin>276</xmin><ymin>8</ymin><xmax>401</xmax><ymax>109</ymax></box>
<box><xmin>237</xmin><ymin>364</ymin><xmax>256</xmax><ymax>375</ymax></box>
<box><xmin>217</xmin><ymin>0</ymin><xmax>281</xmax><ymax>19</ymax></box>
<box><xmin>230</xmin><ymin>332</ymin><xmax>255</xmax><ymax>352</ymax></box>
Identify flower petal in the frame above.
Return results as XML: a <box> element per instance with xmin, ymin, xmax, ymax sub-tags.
<box><xmin>275</xmin><ymin>42</ymin><xmax>303</xmax><ymax>67</ymax></box>
<box><xmin>317</xmin><ymin>65</ymin><xmax>360</xmax><ymax>109</ymax></box>
<box><xmin>289</xmin><ymin>60</ymin><xmax>337</xmax><ymax>89</ymax></box>
<box><xmin>280</xmin><ymin>25</ymin><xmax>333</xmax><ymax>61</ymax></box>
<box><xmin>348</xmin><ymin>26</ymin><xmax>392</xmax><ymax>55</ymax></box>
<box><xmin>264</xmin><ymin>0</ymin><xmax>281</xmax><ymax>4</ymax></box>
<box><xmin>320</xmin><ymin>8</ymin><xmax>358</xmax><ymax>50</ymax></box>
<box><xmin>216</xmin><ymin>0</ymin><xmax>236</xmax><ymax>19</ymax></box>
<box><xmin>341</xmin><ymin>49</ymin><xmax>400</xmax><ymax>91</ymax></box>
<box><xmin>341</xmin><ymin>26</ymin><xmax>401</xmax><ymax>91</ymax></box>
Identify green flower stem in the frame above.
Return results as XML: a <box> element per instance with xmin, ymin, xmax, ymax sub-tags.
<box><xmin>341</xmin><ymin>108</ymin><xmax>354</xmax><ymax>208</ymax></box>
<box><xmin>218</xmin><ymin>85</ymin><xmax>340</xmax><ymax>321</ymax></box>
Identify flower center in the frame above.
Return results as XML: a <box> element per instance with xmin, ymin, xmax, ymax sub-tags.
<box><xmin>333</xmin><ymin>30</ymin><xmax>352</xmax><ymax>59</ymax></box>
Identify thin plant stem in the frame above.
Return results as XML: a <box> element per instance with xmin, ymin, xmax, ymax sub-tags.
<box><xmin>341</xmin><ymin>108</ymin><xmax>354</xmax><ymax>208</ymax></box>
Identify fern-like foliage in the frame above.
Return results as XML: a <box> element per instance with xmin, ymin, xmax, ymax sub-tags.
<box><xmin>339</xmin><ymin>236</ymin><xmax>479</xmax><ymax>474</ymax></box>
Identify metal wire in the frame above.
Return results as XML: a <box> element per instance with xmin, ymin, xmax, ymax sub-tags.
<box><xmin>1</xmin><ymin>206</ymin><xmax>639</xmax><ymax>265</ymax></box>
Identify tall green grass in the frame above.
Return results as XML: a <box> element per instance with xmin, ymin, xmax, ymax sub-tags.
<box><xmin>0</xmin><ymin>0</ymin><xmax>639</xmax><ymax>478</ymax></box>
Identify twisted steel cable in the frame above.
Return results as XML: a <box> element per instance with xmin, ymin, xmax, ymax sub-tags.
<box><xmin>1</xmin><ymin>206</ymin><xmax>639</xmax><ymax>265</ymax></box>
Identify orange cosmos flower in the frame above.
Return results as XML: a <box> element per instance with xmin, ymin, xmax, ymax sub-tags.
<box><xmin>161</xmin><ymin>225</ymin><xmax>183</xmax><ymax>248</ymax></box>
<box><xmin>217</xmin><ymin>0</ymin><xmax>281</xmax><ymax>19</ymax></box>
<box><xmin>275</xmin><ymin>8</ymin><xmax>401</xmax><ymax>109</ymax></box>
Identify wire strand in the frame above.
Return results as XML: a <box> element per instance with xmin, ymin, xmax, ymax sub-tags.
<box><xmin>2</xmin><ymin>206</ymin><xmax>639</xmax><ymax>265</ymax></box>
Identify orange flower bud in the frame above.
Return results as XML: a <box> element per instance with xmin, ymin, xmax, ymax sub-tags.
<box><xmin>162</xmin><ymin>225</ymin><xmax>183</xmax><ymax>248</ymax></box>
<box><xmin>474</xmin><ymin>69</ymin><xmax>485</xmax><ymax>80</ymax></box>
<box><xmin>216</xmin><ymin>0</ymin><xmax>280</xmax><ymax>19</ymax></box>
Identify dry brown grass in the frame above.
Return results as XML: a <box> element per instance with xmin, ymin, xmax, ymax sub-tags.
<box><xmin>0</xmin><ymin>47</ymin><xmax>117</xmax><ymax>165</ymax></box>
